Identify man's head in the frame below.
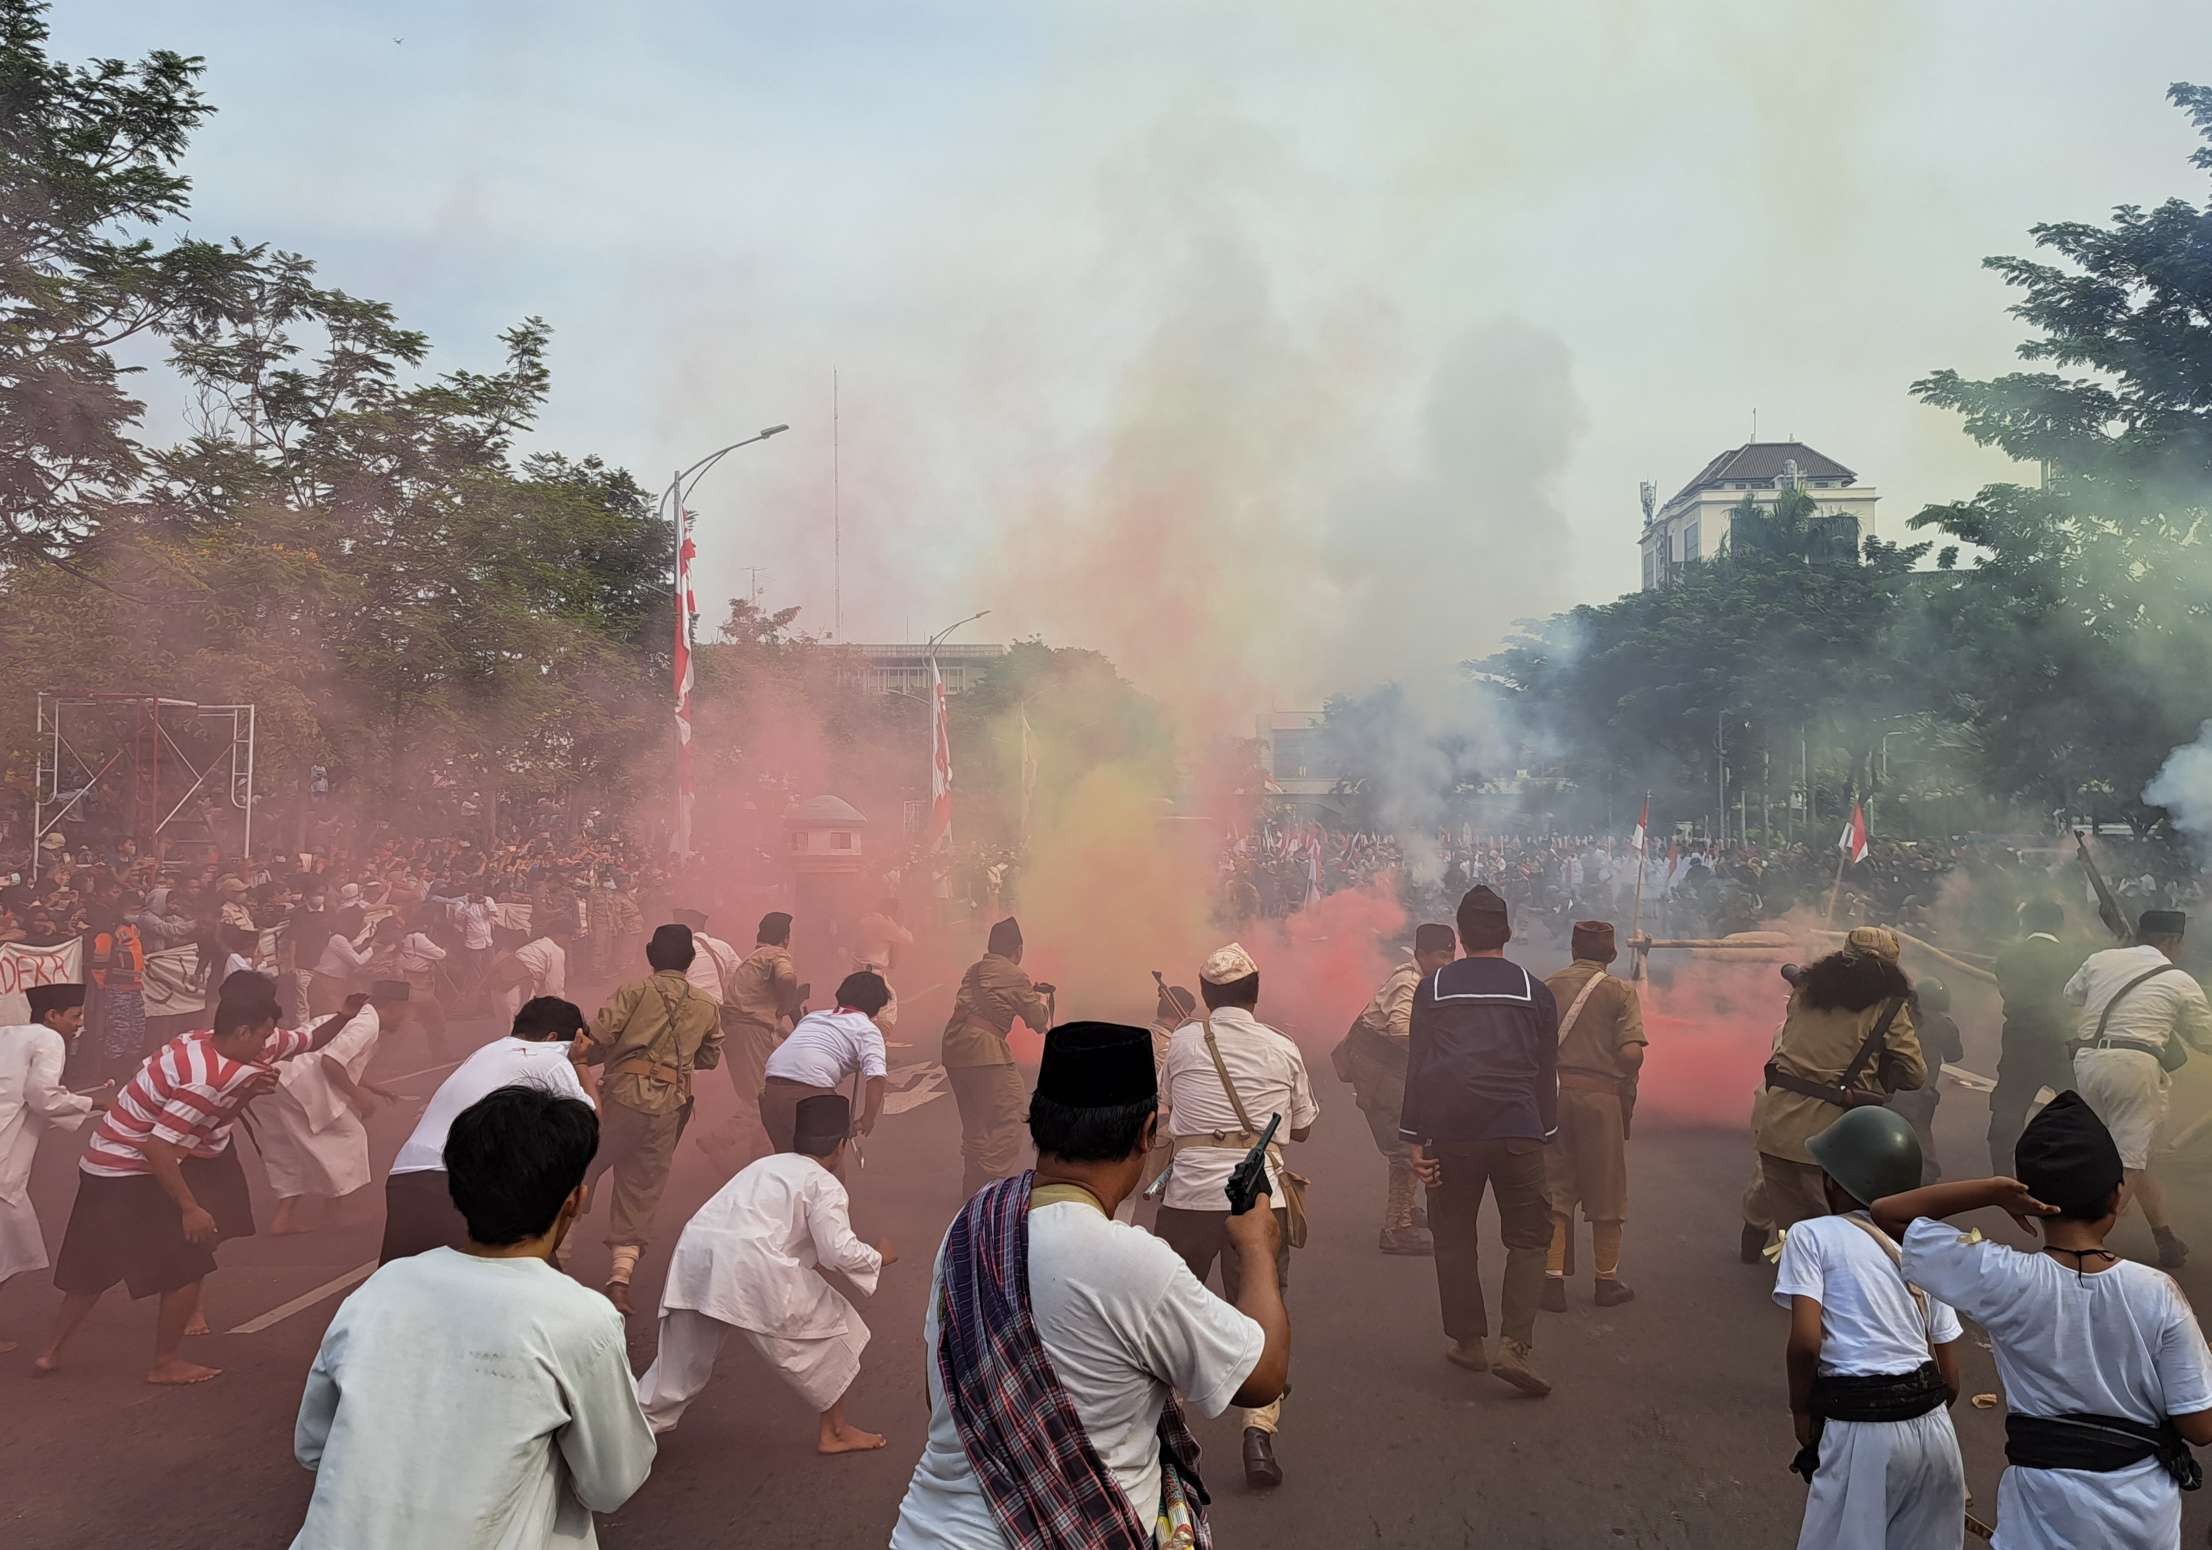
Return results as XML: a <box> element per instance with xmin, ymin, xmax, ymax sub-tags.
<box><xmin>2140</xmin><ymin>910</ymin><xmax>2187</xmax><ymax>961</ymax></box>
<box><xmin>511</xmin><ymin>995</ymin><xmax>587</xmax><ymax>1043</ymax></box>
<box><xmin>443</xmin><ymin>1085</ymin><xmax>600</xmax><ymax>1253</ymax></box>
<box><xmin>647</xmin><ymin>923</ymin><xmax>697</xmax><ymax>972</ymax></box>
<box><xmin>835</xmin><ymin>970</ymin><xmax>892</xmax><ymax>1018</ymax></box>
<box><xmin>792</xmin><ymin>1092</ymin><xmax>851</xmax><ymax>1163</ymax></box>
<box><xmin>1199</xmin><ymin>942</ymin><xmax>1260</xmax><ymax>1012</ymax></box>
<box><xmin>1028</xmin><ymin>1021</ymin><xmax>1158</xmax><ymax>1169</ymax></box>
<box><xmin>757</xmin><ymin>911</ymin><xmax>793</xmax><ymax>948</ymax></box>
<box><xmin>367</xmin><ymin>978</ymin><xmax>410</xmax><ymax>1014</ymax></box>
<box><xmin>2016</xmin><ymin>1090</ymin><xmax>2127</xmax><ymax>1224</ymax></box>
<box><xmin>1412</xmin><ymin>922</ymin><xmax>1456</xmax><ymax>976</ymax></box>
<box><xmin>25</xmin><ymin>982</ymin><xmax>86</xmax><ymax>1039</ymax></box>
<box><xmin>211</xmin><ymin>973</ymin><xmax>284</xmax><ymax>1057</ymax></box>
<box><xmin>1570</xmin><ymin>920</ymin><xmax>1618</xmax><ymax>967</ymax></box>
<box><xmin>987</xmin><ymin>916</ymin><xmax>1023</xmax><ymax>963</ymax></box>
<box><xmin>1845</xmin><ymin>925</ymin><xmax>1903</xmax><ymax>963</ymax></box>
<box><xmin>2020</xmin><ymin>897</ymin><xmax>2065</xmax><ymax>936</ymax></box>
<box><xmin>1456</xmin><ymin>885</ymin><xmax>1511</xmax><ymax>954</ymax></box>
<box><xmin>1155</xmin><ymin>981</ymin><xmax>1198</xmax><ymax>1026</ymax></box>
<box><xmin>672</xmin><ymin>908</ymin><xmax>709</xmax><ymax>932</ymax></box>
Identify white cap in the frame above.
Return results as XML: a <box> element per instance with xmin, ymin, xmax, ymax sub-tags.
<box><xmin>1200</xmin><ymin>942</ymin><xmax>1259</xmax><ymax>985</ymax></box>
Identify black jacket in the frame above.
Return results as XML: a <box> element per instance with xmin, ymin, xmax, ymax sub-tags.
<box><xmin>1399</xmin><ymin>956</ymin><xmax>1559</xmax><ymax>1146</ymax></box>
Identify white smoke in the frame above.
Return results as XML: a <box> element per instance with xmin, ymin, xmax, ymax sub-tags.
<box><xmin>2146</xmin><ymin>722</ymin><xmax>2212</xmax><ymax>843</ymax></box>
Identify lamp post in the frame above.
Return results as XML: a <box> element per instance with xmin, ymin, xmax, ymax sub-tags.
<box><xmin>921</xmin><ymin>611</ymin><xmax>990</xmax><ymax>854</ymax></box>
<box><xmin>662</xmin><ymin>425</ymin><xmax>787</xmax><ymax>858</ymax></box>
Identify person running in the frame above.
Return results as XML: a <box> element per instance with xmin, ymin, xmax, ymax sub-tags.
<box><xmin>289</xmin><ymin>1084</ymin><xmax>655</xmax><ymax>1547</ymax></box>
<box><xmin>1883</xmin><ymin>1092</ymin><xmax>2212</xmax><ymax>1550</ymax></box>
<box><xmin>758</xmin><ymin>971</ymin><xmax>891</xmax><ymax>1153</ymax></box>
<box><xmin>637</xmin><ymin>1093</ymin><xmax>894</xmax><ymax>1451</ymax></box>
<box><xmin>0</xmin><ymin>984</ymin><xmax>104</xmax><ymax>1353</ymax></box>
<box><xmin>1777</xmin><ymin>1106</ymin><xmax>1965</xmax><ymax>1549</ymax></box>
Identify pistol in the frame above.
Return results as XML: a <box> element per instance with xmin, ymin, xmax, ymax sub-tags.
<box><xmin>1224</xmin><ymin>1113</ymin><xmax>1282</xmax><ymax>1216</ymax></box>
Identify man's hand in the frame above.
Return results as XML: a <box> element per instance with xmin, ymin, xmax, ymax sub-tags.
<box><xmin>1792</xmin><ymin>1411</ymin><xmax>1816</xmax><ymax>1449</ymax></box>
<box><xmin>1225</xmin><ymin>1193</ymin><xmax>1281</xmax><ymax>1261</ymax></box>
<box><xmin>1034</xmin><ymin>982</ymin><xmax>1057</xmax><ymax>997</ymax></box>
<box><xmin>343</xmin><ymin>993</ymin><xmax>370</xmax><ymax>1015</ymax></box>
<box><xmin>180</xmin><ymin>1205</ymin><xmax>219</xmax><ymax>1245</ymax></box>
<box><xmin>1987</xmin><ymin>1176</ymin><xmax>2060</xmax><ymax>1236</ymax></box>
<box><xmin>1408</xmin><ymin>1140</ymin><xmax>1442</xmax><ymax>1188</ymax></box>
<box><xmin>874</xmin><ymin>1239</ymin><xmax>900</xmax><ymax>1267</ymax></box>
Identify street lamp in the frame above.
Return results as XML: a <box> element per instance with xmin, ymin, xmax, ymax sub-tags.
<box><xmin>926</xmin><ymin>609</ymin><xmax>991</xmax><ymax>657</ymax></box>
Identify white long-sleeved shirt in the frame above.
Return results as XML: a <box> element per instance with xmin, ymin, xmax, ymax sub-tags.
<box><xmin>684</xmin><ymin>932</ymin><xmax>738</xmax><ymax>1006</ymax></box>
<box><xmin>313</xmin><ymin>932</ymin><xmax>373</xmax><ymax>980</ymax></box>
<box><xmin>292</xmin><ymin>1248</ymin><xmax>654</xmax><ymax>1549</ymax></box>
<box><xmin>658</xmin><ymin>1151</ymin><xmax>882</xmax><ymax>1338</ymax></box>
<box><xmin>2066</xmin><ymin>945</ymin><xmax>2212</xmax><ymax>1049</ymax></box>
<box><xmin>396</xmin><ymin>931</ymin><xmax>447</xmax><ymax>976</ymax></box>
<box><xmin>513</xmin><ymin>936</ymin><xmax>566</xmax><ymax>999</ymax></box>
<box><xmin>0</xmin><ymin>1023</ymin><xmax>96</xmax><ymax>1205</ymax></box>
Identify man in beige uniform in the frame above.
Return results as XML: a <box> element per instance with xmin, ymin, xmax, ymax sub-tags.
<box><xmin>577</xmin><ymin>923</ymin><xmax>724</xmax><ymax>1313</ymax></box>
<box><xmin>1539</xmin><ymin>921</ymin><xmax>1646</xmax><ymax>1311</ymax></box>
<box><xmin>939</xmin><ymin>917</ymin><xmax>1053</xmax><ymax>1199</ymax></box>
<box><xmin>1338</xmin><ymin>923</ymin><xmax>1457</xmax><ymax>1255</ymax></box>
<box><xmin>721</xmin><ymin>912</ymin><xmax>803</xmax><ymax>1147</ymax></box>
<box><xmin>1743</xmin><ymin>925</ymin><xmax>1924</xmax><ymax>1256</ymax></box>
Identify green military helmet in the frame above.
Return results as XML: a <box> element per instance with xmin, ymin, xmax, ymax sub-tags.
<box><xmin>1807</xmin><ymin>1105</ymin><xmax>1924</xmax><ymax>1209</ymax></box>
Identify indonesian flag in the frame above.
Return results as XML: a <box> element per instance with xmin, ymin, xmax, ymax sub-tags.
<box><xmin>928</xmin><ymin>655</ymin><xmax>952</xmax><ymax>851</ymax></box>
<box><xmin>670</xmin><ymin>508</ymin><xmax>698</xmax><ymax>857</ymax></box>
<box><xmin>1632</xmin><ymin>796</ymin><xmax>1648</xmax><ymax>856</ymax></box>
<box><xmin>1837</xmin><ymin>802</ymin><xmax>1869</xmax><ymax>865</ymax></box>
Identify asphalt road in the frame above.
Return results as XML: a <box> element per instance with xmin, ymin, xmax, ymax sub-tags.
<box><xmin>8</xmin><ymin>952</ymin><xmax>2212</xmax><ymax>1550</ymax></box>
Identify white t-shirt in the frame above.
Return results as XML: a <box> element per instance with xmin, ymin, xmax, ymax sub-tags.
<box><xmin>763</xmin><ymin>1008</ymin><xmax>887</xmax><ymax>1089</ymax></box>
<box><xmin>1159</xmin><ymin>1007</ymin><xmax>1318</xmax><ymax>1212</ymax></box>
<box><xmin>1903</xmin><ymin>1218</ymin><xmax>2212</xmax><ymax>1550</ymax></box>
<box><xmin>889</xmin><ymin>1202</ymin><xmax>1264</xmax><ymax>1548</ymax></box>
<box><xmin>685</xmin><ymin>933</ymin><xmax>737</xmax><ymax>1006</ymax></box>
<box><xmin>292</xmin><ymin>1249</ymin><xmax>655</xmax><ymax>1550</ymax></box>
<box><xmin>1772</xmin><ymin>1213</ymin><xmax>1962</xmax><ymax>1375</ymax></box>
<box><xmin>514</xmin><ymin>937</ymin><xmax>566</xmax><ymax>999</ymax></box>
<box><xmin>2065</xmin><ymin>945</ymin><xmax>2212</xmax><ymax>1048</ymax></box>
<box><xmin>392</xmin><ymin>1038</ymin><xmax>593</xmax><ymax>1176</ymax></box>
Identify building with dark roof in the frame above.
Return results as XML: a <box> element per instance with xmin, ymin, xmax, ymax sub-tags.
<box><xmin>1638</xmin><ymin>440</ymin><xmax>1878</xmax><ymax>590</ymax></box>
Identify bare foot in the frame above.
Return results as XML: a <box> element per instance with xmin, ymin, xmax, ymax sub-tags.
<box><xmin>0</xmin><ymin>1339</ymin><xmax>17</xmax><ymax>1356</ymax></box>
<box><xmin>145</xmin><ymin>1358</ymin><xmax>223</xmax><ymax>1386</ymax></box>
<box><xmin>31</xmin><ymin>1353</ymin><xmax>60</xmax><ymax>1378</ymax></box>
<box><xmin>270</xmin><ymin>1221</ymin><xmax>313</xmax><ymax>1238</ymax></box>
<box><xmin>184</xmin><ymin>1314</ymin><xmax>212</xmax><ymax>1337</ymax></box>
<box><xmin>819</xmin><ymin>1423</ymin><xmax>886</xmax><ymax>1455</ymax></box>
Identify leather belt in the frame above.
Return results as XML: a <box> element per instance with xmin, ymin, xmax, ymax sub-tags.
<box><xmin>611</xmin><ymin>1055</ymin><xmax>685</xmax><ymax>1085</ymax></box>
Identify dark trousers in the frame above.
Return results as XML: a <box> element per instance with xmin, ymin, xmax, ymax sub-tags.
<box><xmin>1988</xmin><ymin>1041</ymin><xmax>2071</xmax><ymax>1176</ymax></box>
<box><xmin>1154</xmin><ymin>1205</ymin><xmax>1292</xmax><ymax>1295</ymax></box>
<box><xmin>1430</xmin><ymin>1137</ymin><xmax>1551</xmax><ymax>1349</ymax></box>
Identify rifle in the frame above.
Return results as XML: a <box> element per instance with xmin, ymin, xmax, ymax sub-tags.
<box><xmin>2075</xmin><ymin>831</ymin><xmax>2134</xmax><ymax>944</ymax></box>
<box><xmin>1225</xmin><ymin>1112</ymin><xmax>1282</xmax><ymax>1215</ymax></box>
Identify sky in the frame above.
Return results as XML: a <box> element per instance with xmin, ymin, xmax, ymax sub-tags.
<box><xmin>54</xmin><ymin>0</ymin><xmax>2212</xmax><ymax>717</ymax></box>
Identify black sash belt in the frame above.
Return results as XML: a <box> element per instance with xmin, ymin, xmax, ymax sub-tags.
<box><xmin>1790</xmin><ymin>1363</ymin><xmax>1948</xmax><ymax>1482</ymax></box>
<box><xmin>2005</xmin><ymin>1412</ymin><xmax>2203</xmax><ymax>1490</ymax></box>
<box><xmin>1765</xmin><ymin>1061</ymin><xmax>1856</xmax><ymax>1107</ymax></box>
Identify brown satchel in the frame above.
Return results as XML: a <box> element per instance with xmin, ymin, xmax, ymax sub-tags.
<box><xmin>1200</xmin><ymin>1014</ymin><xmax>1310</xmax><ymax>1249</ymax></box>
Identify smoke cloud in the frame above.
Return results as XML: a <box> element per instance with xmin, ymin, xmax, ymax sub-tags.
<box><xmin>2147</xmin><ymin>723</ymin><xmax>2212</xmax><ymax>845</ymax></box>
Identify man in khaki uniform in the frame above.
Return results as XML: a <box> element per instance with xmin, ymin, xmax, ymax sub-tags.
<box><xmin>1742</xmin><ymin>925</ymin><xmax>1923</xmax><ymax>1257</ymax></box>
<box><xmin>939</xmin><ymin>917</ymin><xmax>1053</xmax><ymax>1199</ymax></box>
<box><xmin>578</xmin><ymin>923</ymin><xmax>724</xmax><ymax>1313</ymax></box>
<box><xmin>721</xmin><ymin>912</ymin><xmax>803</xmax><ymax>1143</ymax></box>
<box><xmin>1338</xmin><ymin>923</ymin><xmax>1457</xmax><ymax>1255</ymax></box>
<box><xmin>1540</xmin><ymin>921</ymin><xmax>1646</xmax><ymax>1310</ymax></box>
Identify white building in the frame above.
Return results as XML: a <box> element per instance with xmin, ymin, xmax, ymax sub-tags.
<box><xmin>834</xmin><ymin>642</ymin><xmax>1007</xmax><ymax>697</ymax></box>
<box><xmin>1639</xmin><ymin>441</ymin><xmax>1878</xmax><ymax>590</ymax></box>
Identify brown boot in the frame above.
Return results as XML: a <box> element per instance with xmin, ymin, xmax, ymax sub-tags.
<box><xmin>1594</xmin><ymin>1277</ymin><xmax>1636</xmax><ymax>1308</ymax></box>
<box><xmin>604</xmin><ymin>1278</ymin><xmax>633</xmax><ymax>1316</ymax></box>
<box><xmin>1492</xmin><ymin>1339</ymin><xmax>1552</xmax><ymax>1397</ymax></box>
<box><xmin>1378</xmin><ymin>1226</ymin><xmax>1434</xmax><ymax>1256</ymax></box>
<box><xmin>1444</xmin><ymin>1338</ymin><xmax>1489</xmax><ymax>1373</ymax></box>
<box><xmin>1540</xmin><ymin>1277</ymin><xmax>1568</xmax><ymax>1313</ymax></box>
<box><xmin>1242</xmin><ymin>1428</ymin><xmax>1283</xmax><ymax>1489</ymax></box>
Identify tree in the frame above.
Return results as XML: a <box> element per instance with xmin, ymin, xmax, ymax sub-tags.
<box><xmin>1910</xmin><ymin>82</ymin><xmax>2212</xmax><ymax>828</ymax></box>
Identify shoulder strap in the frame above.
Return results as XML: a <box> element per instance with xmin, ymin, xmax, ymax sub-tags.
<box><xmin>1838</xmin><ymin>1213</ymin><xmax>1935</xmax><ymax>1343</ymax></box>
<box><xmin>1201</xmin><ymin>1014</ymin><xmax>1261</xmax><ymax>1134</ymax></box>
<box><xmin>1556</xmin><ymin>973</ymin><xmax>1608</xmax><ymax>1047</ymax></box>
<box><xmin>2096</xmin><ymin>964</ymin><xmax>2188</xmax><ymax>1042</ymax></box>
<box><xmin>1838</xmin><ymin>997</ymin><xmax>1904</xmax><ymax>1088</ymax></box>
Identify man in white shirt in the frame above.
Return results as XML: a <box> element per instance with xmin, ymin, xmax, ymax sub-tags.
<box><xmin>291</xmin><ymin>1083</ymin><xmax>654</xmax><ymax>1548</ymax></box>
<box><xmin>759</xmin><ymin>972</ymin><xmax>891</xmax><ymax>1153</ymax></box>
<box><xmin>1883</xmin><ymin>1093</ymin><xmax>2212</xmax><ymax>1550</ymax></box>
<box><xmin>854</xmin><ymin>899</ymin><xmax>914</xmax><ymax>1033</ymax></box>
<box><xmin>2066</xmin><ymin>909</ymin><xmax>2212</xmax><ymax>1268</ymax></box>
<box><xmin>256</xmin><ymin>982</ymin><xmax>405</xmax><ymax>1237</ymax></box>
<box><xmin>1774</xmin><ymin>1106</ymin><xmax>1965</xmax><ymax>1549</ymax></box>
<box><xmin>637</xmin><ymin>1092</ymin><xmax>894</xmax><ymax>1452</ymax></box>
<box><xmin>497</xmin><ymin>925</ymin><xmax>571</xmax><ymax>1026</ymax></box>
<box><xmin>672</xmin><ymin>908</ymin><xmax>737</xmax><ymax>1008</ymax></box>
<box><xmin>1155</xmin><ymin>941</ymin><xmax>1317</xmax><ymax>1490</ymax></box>
<box><xmin>379</xmin><ymin>996</ymin><xmax>593</xmax><ymax>1263</ymax></box>
<box><xmin>889</xmin><ymin>1022</ymin><xmax>1288</xmax><ymax>1549</ymax></box>
<box><xmin>0</xmin><ymin>984</ymin><xmax>103</xmax><ymax>1353</ymax></box>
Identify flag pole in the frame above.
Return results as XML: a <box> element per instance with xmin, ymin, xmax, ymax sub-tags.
<box><xmin>1824</xmin><ymin>788</ymin><xmax>1854</xmax><ymax>924</ymax></box>
<box><xmin>1628</xmin><ymin>792</ymin><xmax>1649</xmax><ymax>981</ymax></box>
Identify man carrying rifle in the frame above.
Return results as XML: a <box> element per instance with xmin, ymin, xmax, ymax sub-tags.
<box><xmin>1157</xmin><ymin>942</ymin><xmax>1316</xmax><ymax>1490</ymax></box>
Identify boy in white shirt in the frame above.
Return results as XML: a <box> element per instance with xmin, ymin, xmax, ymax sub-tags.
<box><xmin>636</xmin><ymin>1092</ymin><xmax>894</xmax><ymax>1453</ymax></box>
<box><xmin>759</xmin><ymin>971</ymin><xmax>891</xmax><ymax>1152</ymax></box>
<box><xmin>1881</xmin><ymin>1091</ymin><xmax>2212</xmax><ymax>1550</ymax></box>
<box><xmin>1775</xmin><ymin>1105</ymin><xmax>1965</xmax><ymax>1549</ymax></box>
<box><xmin>291</xmin><ymin>1083</ymin><xmax>654</xmax><ymax>1549</ymax></box>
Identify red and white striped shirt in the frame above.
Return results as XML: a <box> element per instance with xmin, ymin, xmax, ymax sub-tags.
<box><xmin>81</xmin><ymin>1026</ymin><xmax>316</xmax><ymax>1178</ymax></box>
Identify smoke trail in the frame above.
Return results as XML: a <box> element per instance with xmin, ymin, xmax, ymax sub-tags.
<box><xmin>2147</xmin><ymin>722</ymin><xmax>2212</xmax><ymax>844</ymax></box>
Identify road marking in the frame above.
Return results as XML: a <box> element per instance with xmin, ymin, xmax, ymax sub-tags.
<box><xmin>228</xmin><ymin>1261</ymin><xmax>375</xmax><ymax>1335</ymax></box>
<box><xmin>384</xmin><ymin>1058</ymin><xmax>461</xmax><ymax>1085</ymax></box>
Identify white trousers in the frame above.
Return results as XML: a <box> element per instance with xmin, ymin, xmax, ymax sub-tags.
<box><xmin>636</xmin><ymin>1309</ymin><xmax>868</xmax><ymax>1434</ymax></box>
<box><xmin>1798</xmin><ymin>1409</ymin><xmax>1965</xmax><ymax>1550</ymax></box>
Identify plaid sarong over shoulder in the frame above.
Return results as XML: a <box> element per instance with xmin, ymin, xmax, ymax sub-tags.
<box><xmin>936</xmin><ymin>1171</ymin><xmax>1212</xmax><ymax>1550</ymax></box>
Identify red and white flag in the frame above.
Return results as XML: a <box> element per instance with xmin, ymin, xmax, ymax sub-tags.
<box><xmin>669</xmin><ymin>508</ymin><xmax>699</xmax><ymax>856</ymax></box>
<box><xmin>1837</xmin><ymin>802</ymin><xmax>1869</xmax><ymax>866</ymax></box>
<box><xmin>1631</xmin><ymin>796</ymin><xmax>1649</xmax><ymax>856</ymax></box>
<box><xmin>928</xmin><ymin>655</ymin><xmax>953</xmax><ymax>851</ymax></box>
